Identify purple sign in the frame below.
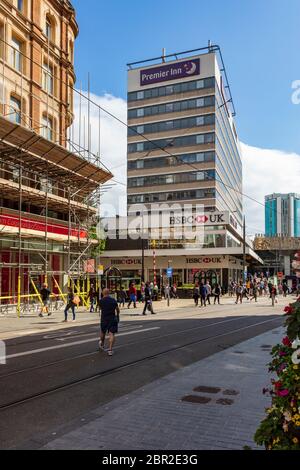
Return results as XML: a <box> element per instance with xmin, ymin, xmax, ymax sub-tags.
<box><xmin>140</xmin><ymin>58</ymin><xmax>200</xmax><ymax>86</ymax></box>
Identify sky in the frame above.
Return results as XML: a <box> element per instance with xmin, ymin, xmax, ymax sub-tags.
<box><xmin>71</xmin><ymin>0</ymin><xmax>300</xmax><ymax>235</ymax></box>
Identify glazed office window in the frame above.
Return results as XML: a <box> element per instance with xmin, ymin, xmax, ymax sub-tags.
<box><xmin>128</xmin><ymin>77</ymin><xmax>215</xmax><ymax>102</ymax></box>
<box><xmin>127</xmin><ymin>188</ymin><xmax>215</xmax><ymax>204</ymax></box>
<box><xmin>42</xmin><ymin>115</ymin><xmax>53</xmax><ymax>141</ymax></box>
<box><xmin>128</xmin><ymin>133</ymin><xmax>215</xmax><ymax>153</ymax></box>
<box><xmin>128</xmin><ymin>114</ymin><xmax>215</xmax><ymax>136</ymax></box>
<box><xmin>42</xmin><ymin>63</ymin><xmax>54</xmax><ymax>95</ymax></box>
<box><xmin>11</xmin><ymin>37</ymin><xmax>22</xmax><ymax>72</ymax></box>
<box><xmin>127</xmin><ymin>170</ymin><xmax>216</xmax><ymax>188</ymax></box>
<box><xmin>9</xmin><ymin>96</ymin><xmax>21</xmax><ymax>124</ymax></box>
<box><xmin>128</xmin><ymin>96</ymin><xmax>215</xmax><ymax>119</ymax></box>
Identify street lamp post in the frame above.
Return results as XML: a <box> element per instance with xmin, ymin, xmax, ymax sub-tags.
<box><xmin>243</xmin><ymin>216</ymin><xmax>247</xmax><ymax>282</ymax></box>
<box><xmin>167</xmin><ymin>259</ymin><xmax>172</xmax><ymax>307</ymax></box>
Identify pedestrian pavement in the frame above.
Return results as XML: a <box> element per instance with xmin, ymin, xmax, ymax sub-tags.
<box><xmin>42</xmin><ymin>326</ymin><xmax>283</xmax><ymax>450</ymax></box>
<box><xmin>0</xmin><ymin>296</ymin><xmax>289</xmax><ymax>340</ymax></box>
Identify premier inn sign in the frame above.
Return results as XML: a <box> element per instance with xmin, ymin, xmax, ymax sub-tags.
<box><xmin>140</xmin><ymin>58</ymin><xmax>200</xmax><ymax>86</ymax></box>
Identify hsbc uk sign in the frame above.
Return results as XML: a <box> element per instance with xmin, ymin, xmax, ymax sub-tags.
<box><xmin>170</xmin><ymin>212</ymin><xmax>229</xmax><ymax>226</ymax></box>
<box><xmin>186</xmin><ymin>257</ymin><xmax>222</xmax><ymax>264</ymax></box>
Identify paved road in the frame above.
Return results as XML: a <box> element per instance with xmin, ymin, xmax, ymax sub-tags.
<box><xmin>0</xmin><ymin>298</ymin><xmax>285</xmax><ymax>449</ymax></box>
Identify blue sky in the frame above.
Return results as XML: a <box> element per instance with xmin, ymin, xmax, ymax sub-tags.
<box><xmin>72</xmin><ymin>0</ymin><xmax>300</xmax><ymax>154</ymax></box>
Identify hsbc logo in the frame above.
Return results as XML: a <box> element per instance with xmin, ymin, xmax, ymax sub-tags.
<box><xmin>170</xmin><ymin>213</ymin><xmax>225</xmax><ymax>226</ymax></box>
<box><xmin>195</xmin><ymin>215</ymin><xmax>208</xmax><ymax>223</ymax></box>
<box><xmin>186</xmin><ymin>257</ymin><xmax>222</xmax><ymax>264</ymax></box>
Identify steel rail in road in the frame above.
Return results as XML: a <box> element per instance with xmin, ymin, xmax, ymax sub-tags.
<box><xmin>0</xmin><ymin>314</ymin><xmax>258</xmax><ymax>378</ymax></box>
<box><xmin>0</xmin><ymin>315</ymin><xmax>282</xmax><ymax>412</ymax></box>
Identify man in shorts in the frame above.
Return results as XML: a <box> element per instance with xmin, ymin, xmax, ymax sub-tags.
<box><xmin>39</xmin><ymin>283</ymin><xmax>51</xmax><ymax>317</ymax></box>
<box><xmin>99</xmin><ymin>288</ymin><xmax>120</xmax><ymax>356</ymax></box>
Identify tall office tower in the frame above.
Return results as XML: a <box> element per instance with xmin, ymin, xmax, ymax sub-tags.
<box><xmin>265</xmin><ymin>193</ymin><xmax>300</xmax><ymax>237</ymax></box>
<box><xmin>127</xmin><ymin>47</ymin><xmax>243</xmax><ymax>225</ymax></box>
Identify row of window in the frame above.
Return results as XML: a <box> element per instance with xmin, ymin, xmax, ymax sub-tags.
<box><xmin>8</xmin><ymin>95</ymin><xmax>54</xmax><ymax>140</ymax></box>
<box><xmin>128</xmin><ymin>95</ymin><xmax>215</xmax><ymax>119</ymax></box>
<box><xmin>127</xmin><ymin>188</ymin><xmax>216</xmax><ymax>204</ymax></box>
<box><xmin>1</xmin><ymin>18</ymin><xmax>73</xmax><ymax>76</ymax></box>
<box><xmin>128</xmin><ymin>77</ymin><xmax>215</xmax><ymax>102</ymax></box>
<box><xmin>128</xmin><ymin>114</ymin><xmax>215</xmax><ymax>137</ymax></box>
<box><xmin>9</xmin><ymin>37</ymin><xmax>56</xmax><ymax>95</ymax></box>
<box><xmin>128</xmin><ymin>132</ymin><xmax>215</xmax><ymax>153</ymax></box>
<box><xmin>128</xmin><ymin>151</ymin><xmax>215</xmax><ymax>170</ymax></box>
<box><xmin>127</xmin><ymin>170</ymin><xmax>216</xmax><ymax>188</ymax></box>
<box><xmin>15</xmin><ymin>1</ymin><xmax>71</xmax><ymax>53</ymax></box>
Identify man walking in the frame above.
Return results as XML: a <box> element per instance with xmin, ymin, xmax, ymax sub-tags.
<box><xmin>199</xmin><ymin>282</ymin><xmax>207</xmax><ymax>307</ymax></box>
<box><xmin>193</xmin><ymin>282</ymin><xmax>200</xmax><ymax>306</ymax></box>
<box><xmin>142</xmin><ymin>282</ymin><xmax>156</xmax><ymax>315</ymax></box>
<box><xmin>205</xmin><ymin>280</ymin><xmax>211</xmax><ymax>305</ymax></box>
<box><xmin>99</xmin><ymin>288</ymin><xmax>120</xmax><ymax>356</ymax></box>
<box><xmin>39</xmin><ymin>283</ymin><xmax>51</xmax><ymax>317</ymax></box>
<box><xmin>127</xmin><ymin>282</ymin><xmax>137</xmax><ymax>309</ymax></box>
<box><xmin>213</xmin><ymin>283</ymin><xmax>221</xmax><ymax>305</ymax></box>
<box><xmin>88</xmin><ymin>285</ymin><xmax>96</xmax><ymax>312</ymax></box>
<box><xmin>235</xmin><ymin>283</ymin><xmax>243</xmax><ymax>304</ymax></box>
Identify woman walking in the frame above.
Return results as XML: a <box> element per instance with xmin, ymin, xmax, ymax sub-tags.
<box><xmin>63</xmin><ymin>287</ymin><xmax>76</xmax><ymax>322</ymax></box>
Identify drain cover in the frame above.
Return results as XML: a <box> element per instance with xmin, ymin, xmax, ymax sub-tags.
<box><xmin>182</xmin><ymin>395</ymin><xmax>212</xmax><ymax>404</ymax></box>
<box><xmin>216</xmin><ymin>398</ymin><xmax>234</xmax><ymax>405</ymax></box>
<box><xmin>234</xmin><ymin>351</ymin><xmax>244</xmax><ymax>354</ymax></box>
<box><xmin>193</xmin><ymin>386</ymin><xmax>221</xmax><ymax>394</ymax></box>
<box><xmin>223</xmin><ymin>389</ymin><xmax>239</xmax><ymax>396</ymax></box>
<box><xmin>261</xmin><ymin>345</ymin><xmax>272</xmax><ymax>348</ymax></box>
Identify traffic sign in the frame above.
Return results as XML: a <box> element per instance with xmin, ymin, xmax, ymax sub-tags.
<box><xmin>97</xmin><ymin>265</ymin><xmax>104</xmax><ymax>275</ymax></box>
<box><xmin>167</xmin><ymin>268</ymin><xmax>173</xmax><ymax>278</ymax></box>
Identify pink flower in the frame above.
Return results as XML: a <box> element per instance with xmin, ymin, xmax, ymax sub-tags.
<box><xmin>279</xmin><ymin>351</ymin><xmax>287</xmax><ymax>356</ymax></box>
<box><xmin>278</xmin><ymin>389</ymin><xmax>289</xmax><ymax>397</ymax></box>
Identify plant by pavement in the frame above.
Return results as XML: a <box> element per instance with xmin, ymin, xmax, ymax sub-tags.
<box><xmin>254</xmin><ymin>298</ymin><xmax>300</xmax><ymax>450</ymax></box>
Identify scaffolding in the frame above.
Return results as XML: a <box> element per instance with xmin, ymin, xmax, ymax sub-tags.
<box><xmin>0</xmin><ymin>35</ymin><xmax>114</xmax><ymax>315</ymax></box>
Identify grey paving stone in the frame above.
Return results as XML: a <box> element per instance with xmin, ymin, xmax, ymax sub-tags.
<box><xmin>42</xmin><ymin>327</ymin><xmax>283</xmax><ymax>450</ymax></box>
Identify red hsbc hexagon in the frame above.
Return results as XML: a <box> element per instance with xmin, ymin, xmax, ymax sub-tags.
<box><xmin>195</xmin><ymin>215</ymin><xmax>208</xmax><ymax>223</ymax></box>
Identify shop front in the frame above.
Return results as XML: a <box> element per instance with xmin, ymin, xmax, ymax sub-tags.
<box><xmin>101</xmin><ymin>254</ymin><xmax>244</xmax><ymax>293</ymax></box>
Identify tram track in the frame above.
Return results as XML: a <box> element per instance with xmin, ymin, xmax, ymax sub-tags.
<box><xmin>0</xmin><ymin>315</ymin><xmax>282</xmax><ymax>412</ymax></box>
<box><xmin>0</xmin><ymin>314</ymin><xmax>248</xmax><ymax>378</ymax></box>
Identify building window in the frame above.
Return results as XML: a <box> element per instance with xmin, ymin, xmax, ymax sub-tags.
<box><xmin>42</xmin><ymin>63</ymin><xmax>53</xmax><ymax>94</ymax></box>
<box><xmin>45</xmin><ymin>15</ymin><xmax>56</xmax><ymax>43</ymax></box>
<box><xmin>69</xmin><ymin>40</ymin><xmax>74</xmax><ymax>62</ymax></box>
<box><xmin>42</xmin><ymin>115</ymin><xmax>53</xmax><ymax>141</ymax></box>
<box><xmin>9</xmin><ymin>96</ymin><xmax>21</xmax><ymax>124</ymax></box>
<box><xmin>17</xmin><ymin>0</ymin><xmax>23</xmax><ymax>12</ymax></box>
<box><xmin>11</xmin><ymin>37</ymin><xmax>22</xmax><ymax>72</ymax></box>
<box><xmin>46</xmin><ymin>19</ymin><xmax>52</xmax><ymax>41</ymax></box>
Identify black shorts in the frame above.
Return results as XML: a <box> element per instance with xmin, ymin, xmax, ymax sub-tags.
<box><xmin>101</xmin><ymin>319</ymin><xmax>118</xmax><ymax>334</ymax></box>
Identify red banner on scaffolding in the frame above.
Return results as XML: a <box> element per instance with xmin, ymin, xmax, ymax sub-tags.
<box><xmin>0</xmin><ymin>213</ymin><xmax>87</xmax><ymax>239</ymax></box>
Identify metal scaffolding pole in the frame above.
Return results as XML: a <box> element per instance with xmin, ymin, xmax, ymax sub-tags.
<box><xmin>17</xmin><ymin>165</ymin><xmax>22</xmax><ymax>317</ymax></box>
<box><xmin>44</xmin><ymin>165</ymin><xmax>49</xmax><ymax>285</ymax></box>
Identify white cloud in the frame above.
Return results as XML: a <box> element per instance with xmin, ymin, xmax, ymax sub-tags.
<box><xmin>73</xmin><ymin>92</ymin><xmax>300</xmax><ymax>234</ymax></box>
<box><xmin>240</xmin><ymin>143</ymin><xmax>300</xmax><ymax>235</ymax></box>
<box><xmin>73</xmin><ymin>92</ymin><xmax>127</xmax><ymax>216</ymax></box>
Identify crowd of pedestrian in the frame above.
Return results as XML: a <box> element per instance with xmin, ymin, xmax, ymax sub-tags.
<box><xmin>193</xmin><ymin>281</ymin><xmax>221</xmax><ymax>307</ymax></box>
